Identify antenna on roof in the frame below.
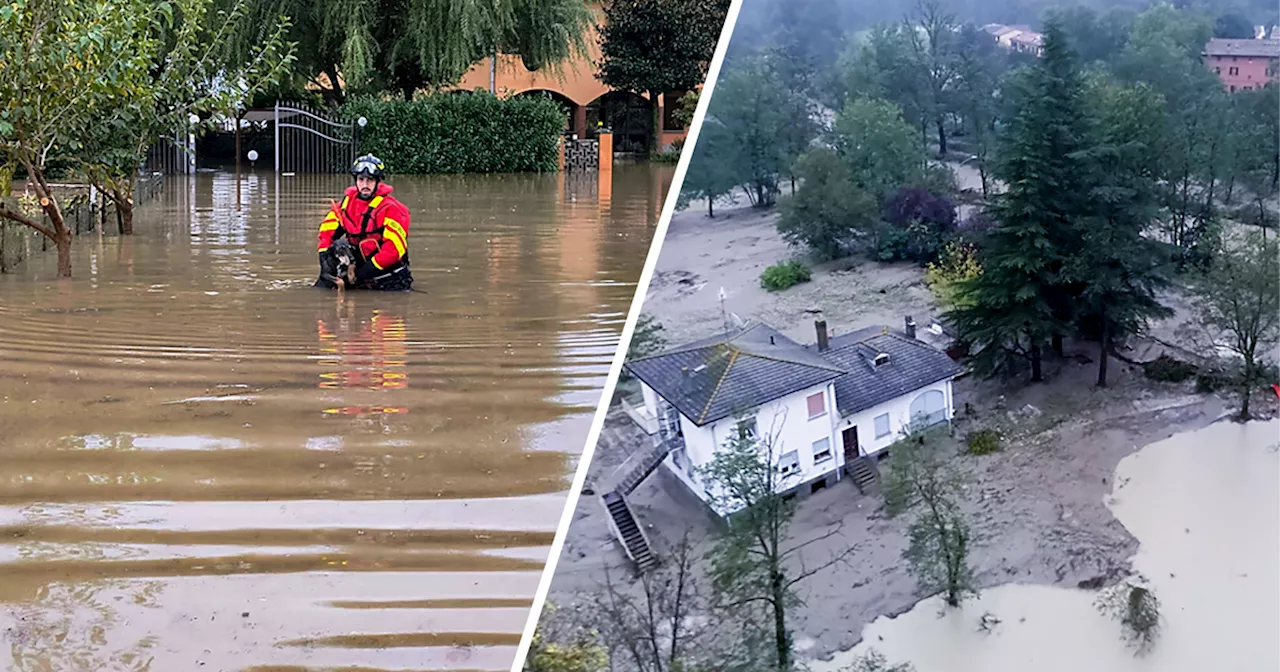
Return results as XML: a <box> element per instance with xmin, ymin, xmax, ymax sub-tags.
<box><xmin>719</xmin><ymin>287</ymin><xmax>731</xmax><ymax>335</ymax></box>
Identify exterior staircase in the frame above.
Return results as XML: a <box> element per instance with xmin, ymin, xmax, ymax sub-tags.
<box><xmin>598</xmin><ymin>436</ymin><xmax>681</xmax><ymax>572</ymax></box>
<box><xmin>602</xmin><ymin>491</ymin><xmax>657</xmax><ymax>571</ymax></box>
<box><xmin>847</xmin><ymin>455</ymin><xmax>880</xmax><ymax>495</ymax></box>
<box><xmin>614</xmin><ymin>439</ymin><xmax>675</xmax><ymax>495</ymax></box>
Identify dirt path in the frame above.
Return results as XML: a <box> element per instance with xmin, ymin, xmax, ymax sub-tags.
<box><xmin>644</xmin><ymin>204</ymin><xmax>939</xmax><ymax>347</ymax></box>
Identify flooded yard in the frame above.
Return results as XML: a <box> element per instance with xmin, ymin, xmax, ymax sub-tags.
<box><xmin>818</xmin><ymin>419</ymin><xmax>1280</xmax><ymax>672</ymax></box>
<box><xmin>0</xmin><ymin>163</ymin><xmax>672</xmax><ymax>670</ymax></box>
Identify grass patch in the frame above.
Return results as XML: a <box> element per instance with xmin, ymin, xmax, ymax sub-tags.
<box><xmin>760</xmin><ymin>259</ymin><xmax>812</xmax><ymax>292</ymax></box>
<box><xmin>964</xmin><ymin>428</ymin><xmax>1003</xmax><ymax>455</ymax></box>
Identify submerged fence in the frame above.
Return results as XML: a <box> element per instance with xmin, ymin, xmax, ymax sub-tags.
<box><xmin>0</xmin><ymin>174</ymin><xmax>164</xmax><ymax>273</ymax></box>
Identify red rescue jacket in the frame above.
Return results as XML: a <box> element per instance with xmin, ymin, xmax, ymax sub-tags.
<box><xmin>318</xmin><ymin>183</ymin><xmax>411</xmax><ymax>280</ymax></box>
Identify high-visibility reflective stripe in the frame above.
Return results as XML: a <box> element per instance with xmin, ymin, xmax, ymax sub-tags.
<box><xmin>318</xmin><ymin>246</ymin><xmax>329</xmax><ymax>252</ymax></box>
<box><xmin>341</xmin><ymin>196</ymin><xmax>349</xmax><ymax>209</ymax></box>
<box><xmin>384</xmin><ymin>218</ymin><xmax>407</xmax><ymax>241</ymax></box>
<box><xmin>368</xmin><ymin>195</ymin><xmax>384</xmax><ymax>209</ymax></box>
<box><xmin>372</xmin><ymin>257</ymin><xmax>385</xmax><ymax>270</ymax></box>
<box><xmin>384</xmin><ymin>228</ymin><xmax>407</xmax><ymax>256</ymax></box>
<box><xmin>320</xmin><ymin>220</ymin><xmax>339</xmax><ymax>232</ymax></box>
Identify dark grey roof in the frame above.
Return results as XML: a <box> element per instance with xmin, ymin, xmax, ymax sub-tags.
<box><xmin>1204</xmin><ymin>38</ymin><xmax>1280</xmax><ymax>58</ymax></box>
<box><xmin>624</xmin><ymin>324</ymin><xmax>846</xmax><ymax>427</ymax></box>
<box><xmin>807</xmin><ymin>326</ymin><xmax>963</xmax><ymax>416</ymax></box>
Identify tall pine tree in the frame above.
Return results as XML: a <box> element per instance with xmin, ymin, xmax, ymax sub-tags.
<box><xmin>1070</xmin><ymin>76</ymin><xmax>1173</xmax><ymax>387</ymax></box>
<box><xmin>944</xmin><ymin>22</ymin><xmax>1091</xmax><ymax>382</ymax></box>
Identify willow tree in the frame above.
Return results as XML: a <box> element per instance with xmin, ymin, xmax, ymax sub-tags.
<box><xmin>223</xmin><ymin>0</ymin><xmax>595</xmax><ymax>102</ymax></box>
<box><xmin>0</xmin><ymin>0</ymin><xmax>153</xmax><ymax>277</ymax></box>
<box><xmin>78</xmin><ymin>0</ymin><xmax>294</xmax><ymax>235</ymax></box>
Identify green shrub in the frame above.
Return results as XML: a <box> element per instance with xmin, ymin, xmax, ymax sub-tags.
<box><xmin>760</xmin><ymin>259</ymin><xmax>812</xmax><ymax>291</ymax></box>
<box><xmin>965</xmin><ymin>429</ymin><xmax>1002</xmax><ymax>455</ymax></box>
<box><xmin>1143</xmin><ymin>354</ymin><xmax>1197</xmax><ymax>383</ymax></box>
<box><xmin>1195</xmin><ymin>367</ymin><xmax>1233</xmax><ymax>393</ymax></box>
<box><xmin>342</xmin><ymin>91</ymin><xmax>565</xmax><ymax>174</ymax></box>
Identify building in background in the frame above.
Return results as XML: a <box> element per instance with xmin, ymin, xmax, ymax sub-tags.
<box><xmin>1203</xmin><ymin>38</ymin><xmax>1280</xmax><ymax>91</ymax></box>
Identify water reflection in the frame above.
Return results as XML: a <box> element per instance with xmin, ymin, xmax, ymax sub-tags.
<box><xmin>0</xmin><ymin>162</ymin><xmax>672</xmax><ymax>669</ymax></box>
<box><xmin>318</xmin><ymin>304</ymin><xmax>410</xmax><ymax>416</ymax></box>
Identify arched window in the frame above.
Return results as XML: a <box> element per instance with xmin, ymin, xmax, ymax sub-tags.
<box><xmin>908</xmin><ymin>389</ymin><xmax>947</xmax><ymax>429</ymax></box>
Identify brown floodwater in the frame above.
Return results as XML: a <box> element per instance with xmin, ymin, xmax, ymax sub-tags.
<box><xmin>0</xmin><ymin>163</ymin><xmax>672</xmax><ymax>671</ymax></box>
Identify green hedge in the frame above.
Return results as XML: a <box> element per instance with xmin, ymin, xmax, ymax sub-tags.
<box><xmin>342</xmin><ymin>92</ymin><xmax>565</xmax><ymax>174</ymax></box>
<box><xmin>760</xmin><ymin>259</ymin><xmax>812</xmax><ymax>291</ymax></box>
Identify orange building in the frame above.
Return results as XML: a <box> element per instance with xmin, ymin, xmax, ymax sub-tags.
<box><xmin>1203</xmin><ymin>38</ymin><xmax>1280</xmax><ymax>92</ymax></box>
<box><xmin>448</xmin><ymin>4</ymin><xmax>692</xmax><ymax>153</ymax></box>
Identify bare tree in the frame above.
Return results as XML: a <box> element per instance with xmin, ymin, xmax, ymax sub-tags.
<box><xmin>902</xmin><ymin>0</ymin><xmax>959</xmax><ymax>156</ymax></box>
<box><xmin>700</xmin><ymin>411</ymin><xmax>857</xmax><ymax>671</ymax></box>
<box><xmin>1192</xmin><ymin>230</ymin><xmax>1280</xmax><ymax>420</ymax></box>
<box><xmin>587</xmin><ymin>530</ymin><xmax>763</xmax><ymax>672</ymax></box>
<box><xmin>883</xmin><ymin>425</ymin><xmax>975</xmax><ymax>608</ymax></box>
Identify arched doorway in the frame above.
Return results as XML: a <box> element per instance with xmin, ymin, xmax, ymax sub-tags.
<box><xmin>512</xmin><ymin>89</ymin><xmax>581</xmax><ymax>136</ymax></box>
<box><xmin>586</xmin><ymin>91</ymin><xmax>653</xmax><ymax>154</ymax></box>
<box><xmin>908</xmin><ymin>389</ymin><xmax>947</xmax><ymax>429</ymax></box>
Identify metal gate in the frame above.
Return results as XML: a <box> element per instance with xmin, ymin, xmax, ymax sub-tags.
<box><xmin>144</xmin><ymin>124</ymin><xmax>196</xmax><ymax>174</ymax></box>
<box><xmin>274</xmin><ymin>102</ymin><xmax>360</xmax><ymax>174</ymax></box>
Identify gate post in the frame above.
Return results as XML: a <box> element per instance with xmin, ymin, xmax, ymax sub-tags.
<box><xmin>273</xmin><ymin>102</ymin><xmax>280</xmax><ymax>174</ymax></box>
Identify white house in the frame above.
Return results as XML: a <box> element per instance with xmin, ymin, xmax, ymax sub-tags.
<box><xmin>625</xmin><ymin>320</ymin><xmax>963</xmax><ymax>516</ymax></box>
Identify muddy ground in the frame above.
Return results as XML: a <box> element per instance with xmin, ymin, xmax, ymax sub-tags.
<box><xmin>546</xmin><ymin>196</ymin><xmax>1272</xmax><ymax>665</ymax></box>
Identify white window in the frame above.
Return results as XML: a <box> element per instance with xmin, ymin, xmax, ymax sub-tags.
<box><xmin>779</xmin><ymin>451</ymin><xmax>800</xmax><ymax>477</ymax></box>
<box><xmin>812</xmin><ymin>437</ymin><xmax>832</xmax><ymax>463</ymax></box>
<box><xmin>806</xmin><ymin>391</ymin><xmax>826</xmax><ymax>419</ymax></box>
<box><xmin>874</xmin><ymin>413</ymin><xmax>891</xmax><ymax>438</ymax></box>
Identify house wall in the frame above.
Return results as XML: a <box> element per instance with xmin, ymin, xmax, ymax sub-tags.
<box><xmin>835</xmin><ymin>378</ymin><xmax>955</xmax><ymax>458</ymax></box>
<box><xmin>658</xmin><ymin>381</ymin><xmax>842</xmax><ymax>513</ymax></box>
<box><xmin>1207</xmin><ymin>53</ymin><xmax>1278</xmax><ymax>91</ymax></box>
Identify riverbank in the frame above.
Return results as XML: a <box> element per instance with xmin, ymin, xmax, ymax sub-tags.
<box><xmin>817</xmin><ymin>418</ymin><xmax>1279</xmax><ymax>672</ymax></box>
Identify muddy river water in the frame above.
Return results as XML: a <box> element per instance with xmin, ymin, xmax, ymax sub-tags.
<box><xmin>0</xmin><ymin>164</ymin><xmax>672</xmax><ymax>670</ymax></box>
<box><xmin>816</xmin><ymin>418</ymin><xmax>1280</xmax><ymax>672</ymax></box>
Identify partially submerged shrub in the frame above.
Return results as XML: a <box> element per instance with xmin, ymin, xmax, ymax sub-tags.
<box><xmin>760</xmin><ymin>259</ymin><xmax>812</xmax><ymax>291</ymax></box>
<box><xmin>1094</xmin><ymin>580</ymin><xmax>1162</xmax><ymax>656</ymax></box>
<box><xmin>1143</xmin><ymin>354</ymin><xmax>1197</xmax><ymax>383</ymax></box>
<box><xmin>965</xmin><ymin>429</ymin><xmax>1002</xmax><ymax>455</ymax></box>
<box><xmin>842</xmin><ymin>648</ymin><xmax>916</xmax><ymax>672</ymax></box>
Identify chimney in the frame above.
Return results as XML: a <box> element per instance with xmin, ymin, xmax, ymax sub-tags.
<box><xmin>815</xmin><ymin>319</ymin><xmax>829</xmax><ymax>352</ymax></box>
<box><xmin>905</xmin><ymin>316</ymin><xmax>917</xmax><ymax>339</ymax></box>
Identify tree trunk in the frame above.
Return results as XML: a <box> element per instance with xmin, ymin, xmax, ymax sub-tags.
<box><xmin>55</xmin><ymin>227</ymin><xmax>72</xmax><ymax>277</ymax></box>
<box><xmin>1239</xmin><ymin>356</ymin><xmax>1253</xmax><ymax>421</ymax></box>
<box><xmin>1097</xmin><ymin>311</ymin><xmax>1109</xmax><ymax>388</ymax></box>
<box><xmin>1030</xmin><ymin>342</ymin><xmax>1043</xmax><ymax>382</ymax></box>
<box><xmin>23</xmin><ymin>166</ymin><xmax>73</xmax><ymax>278</ymax></box>
<box><xmin>936</xmin><ymin>117</ymin><xmax>947</xmax><ymax>156</ymax></box>
<box><xmin>324</xmin><ymin>65</ymin><xmax>345</xmax><ymax>105</ymax></box>
<box><xmin>771</xmin><ymin>573</ymin><xmax>789</xmax><ymax>672</ymax></box>
<box><xmin>120</xmin><ymin>180</ymin><xmax>134</xmax><ymax>235</ymax></box>
<box><xmin>650</xmin><ymin>90</ymin><xmax>663</xmax><ymax>155</ymax></box>
<box><xmin>708</xmin><ymin>197</ymin><xmax>714</xmax><ymax>218</ymax></box>
<box><xmin>1051</xmin><ymin>333</ymin><xmax>1064</xmax><ymax>358</ymax></box>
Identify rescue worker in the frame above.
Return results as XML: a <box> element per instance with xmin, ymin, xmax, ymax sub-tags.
<box><xmin>315</xmin><ymin>154</ymin><xmax>414</xmax><ymax>291</ymax></box>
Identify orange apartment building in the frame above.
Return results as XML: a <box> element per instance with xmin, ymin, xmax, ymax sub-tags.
<box><xmin>1203</xmin><ymin>38</ymin><xmax>1280</xmax><ymax>91</ymax></box>
<box><xmin>449</xmin><ymin>3</ymin><xmax>691</xmax><ymax>153</ymax></box>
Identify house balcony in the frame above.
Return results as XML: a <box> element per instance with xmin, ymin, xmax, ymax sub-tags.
<box><xmin>620</xmin><ymin>396</ymin><xmax>659</xmax><ymax>435</ymax></box>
